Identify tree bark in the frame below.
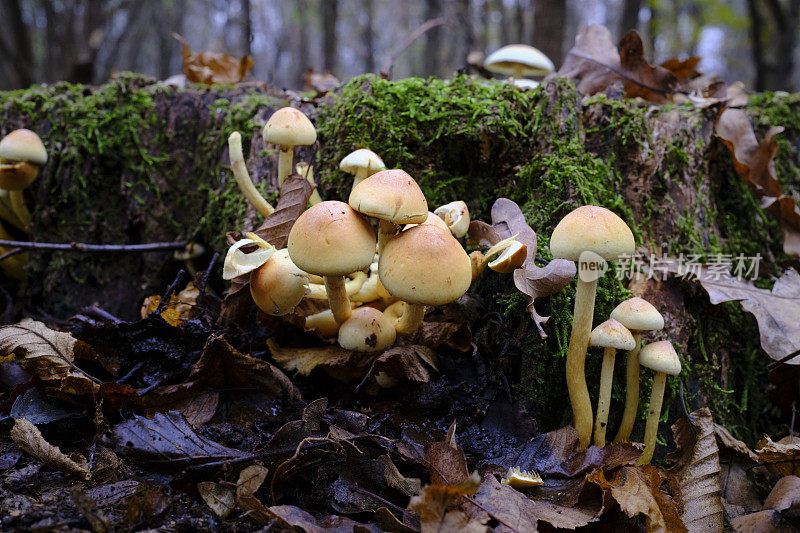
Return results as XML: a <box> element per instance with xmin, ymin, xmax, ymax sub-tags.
<box><xmin>619</xmin><ymin>0</ymin><xmax>642</xmax><ymax>37</ymax></box>
<box><xmin>533</xmin><ymin>0</ymin><xmax>566</xmax><ymax>67</ymax></box>
<box><xmin>424</xmin><ymin>0</ymin><xmax>442</xmax><ymax>76</ymax></box>
<box><xmin>322</xmin><ymin>0</ymin><xmax>339</xmax><ymax>73</ymax></box>
<box><xmin>363</xmin><ymin>0</ymin><xmax>375</xmax><ymax>73</ymax></box>
<box><xmin>0</xmin><ymin>0</ymin><xmax>34</xmax><ymax>88</ymax></box>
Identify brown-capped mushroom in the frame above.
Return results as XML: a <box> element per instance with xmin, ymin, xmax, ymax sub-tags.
<box><xmin>263</xmin><ymin>107</ymin><xmax>316</xmax><ymax>186</ymax></box>
<box><xmin>635</xmin><ymin>341</ymin><xmax>681</xmax><ymax>465</ymax></box>
<box><xmin>250</xmin><ymin>248</ymin><xmax>309</xmax><ymax>316</ymax></box>
<box><xmin>338</xmin><ymin>306</ymin><xmax>396</xmax><ymax>352</ymax></box>
<box><xmin>590</xmin><ymin>319</ymin><xmax>636</xmax><ymax>447</ymax></box>
<box><xmin>403</xmin><ymin>211</ymin><xmax>450</xmax><ymax>233</ymax></box>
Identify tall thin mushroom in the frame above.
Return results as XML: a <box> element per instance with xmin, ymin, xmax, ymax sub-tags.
<box><xmin>228</xmin><ymin>132</ymin><xmax>275</xmax><ymax>217</ymax></box>
<box><xmin>550</xmin><ymin>205</ymin><xmax>635</xmax><ymax>449</ymax></box>
<box><xmin>635</xmin><ymin>341</ymin><xmax>681</xmax><ymax>465</ymax></box>
<box><xmin>263</xmin><ymin>107</ymin><xmax>316</xmax><ymax>186</ymax></box>
<box><xmin>610</xmin><ymin>297</ymin><xmax>664</xmax><ymax>443</ymax></box>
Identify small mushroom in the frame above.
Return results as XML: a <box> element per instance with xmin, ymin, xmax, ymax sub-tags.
<box><xmin>635</xmin><ymin>341</ymin><xmax>681</xmax><ymax>465</ymax></box>
<box><xmin>222</xmin><ymin>234</ymin><xmax>276</xmax><ymax>279</ymax></box>
<box><xmin>304</xmin><ymin>271</ymin><xmax>367</xmax><ymax>299</ymax></box>
<box><xmin>263</xmin><ymin>107</ymin><xmax>317</xmax><ymax>186</ymax></box>
<box><xmin>228</xmin><ymin>132</ymin><xmax>275</xmax><ymax>217</ymax></box>
<box><xmin>403</xmin><ymin>211</ymin><xmax>450</xmax><ymax>233</ymax></box>
<box><xmin>338</xmin><ymin>307</ymin><xmax>396</xmax><ymax>352</ymax></box>
<box><xmin>174</xmin><ymin>243</ymin><xmax>205</xmax><ymax>277</ymax></box>
<box><xmin>610</xmin><ymin>297</ymin><xmax>665</xmax><ymax>443</ymax></box>
<box><xmin>590</xmin><ymin>319</ymin><xmax>636</xmax><ymax>448</ymax></box>
<box><xmin>550</xmin><ymin>205</ymin><xmax>635</xmax><ymax>449</ymax></box>
<box><xmin>295</xmin><ymin>162</ymin><xmax>322</xmax><ymax>205</ymax></box>
<box><xmin>501</xmin><ymin>466</ymin><xmax>543</xmax><ymax>489</ymax></box>
<box><xmin>484</xmin><ymin>44</ymin><xmax>555</xmax><ymax>87</ymax></box>
<box><xmin>339</xmin><ymin>149</ymin><xmax>385</xmax><ymax>190</ymax></box>
<box><xmin>250</xmin><ymin>248</ymin><xmax>309</xmax><ymax>316</ymax></box>
<box><xmin>379</xmin><ymin>224</ymin><xmax>472</xmax><ymax>334</ymax></box>
<box><xmin>288</xmin><ymin>201</ymin><xmax>376</xmax><ymax>324</ymax></box>
<box><xmin>487</xmin><ymin>239</ymin><xmax>527</xmax><ymax>273</ymax></box>
<box><xmin>434</xmin><ymin>201</ymin><xmax>470</xmax><ymax>238</ymax></box>
<box><xmin>349</xmin><ymin>169</ymin><xmax>428</xmax><ymax>252</ymax></box>
<box><xmin>305</xmin><ymin>309</ymin><xmax>340</xmax><ymax>337</ymax></box>
<box><xmin>0</xmin><ymin>129</ymin><xmax>47</xmax><ymax>230</ymax></box>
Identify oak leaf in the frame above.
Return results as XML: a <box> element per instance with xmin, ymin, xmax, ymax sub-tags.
<box><xmin>175</xmin><ymin>34</ymin><xmax>253</xmax><ymax>84</ymax></box>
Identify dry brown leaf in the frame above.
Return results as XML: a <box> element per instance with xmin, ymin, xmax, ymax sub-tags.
<box><xmin>513</xmin><ymin>259</ymin><xmax>576</xmax><ymax>338</ymax></box>
<box><xmin>490</xmin><ymin>198</ymin><xmax>537</xmax><ymax>264</ymax></box>
<box><xmin>667</xmin><ymin>408</ymin><xmax>724</xmax><ymax>532</ymax></box>
<box><xmin>175</xmin><ymin>33</ymin><xmax>253</xmax><ymax>84</ymax></box>
<box><xmin>588</xmin><ymin>466</ymin><xmax>686</xmax><ymax>532</ymax></box>
<box><xmin>554</xmin><ymin>25</ymin><xmax>676</xmax><ymax>103</ymax></box>
<box><xmin>236</xmin><ymin>464</ymin><xmax>269</xmax><ymax>501</ymax></box>
<box><xmin>267</xmin><ymin>339</ymin><xmax>373</xmax><ymax>382</ymax></box>
<box><xmin>0</xmin><ymin>320</ymin><xmax>99</xmax><ymax>393</ymax></box>
<box><xmin>714</xmin><ymin>425</ymin><xmax>762</xmax><ymax>520</ymax></box>
<box><xmin>660</xmin><ymin>57</ymin><xmax>701</xmax><ymax>83</ymax></box>
<box><xmin>197</xmin><ymin>481</ymin><xmax>235</xmax><ymax>518</ymax></box>
<box><xmin>369</xmin><ymin>345</ymin><xmax>438</xmax><ymax>386</ymax></box>
<box><xmin>11</xmin><ymin>418</ymin><xmax>89</xmax><ymax>479</ymax></box>
<box><xmin>376</xmin><ymin>454</ymin><xmax>421</xmax><ymax>497</ymax></box>
<box><xmin>756</xmin><ymin>435</ymin><xmax>800</xmax><ymax>476</ymax></box>
<box><xmin>467</xmin><ymin>220</ymin><xmax>502</xmax><ymax>249</ymax></box>
<box><xmin>667</xmin><ymin>264</ymin><xmax>800</xmax><ymax>363</ymax></box>
<box><xmin>408</xmin><ymin>471</ymin><xmax>486</xmax><ymax>533</ymax></box>
<box><xmin>140</xmin><ymin>282</ymin><xmax>199</xmax><ymax>326</ymax></box>
<box><xmin>252</xmin><ymin>172</ymin><xmax>316</xmax><ymax>249</ymax></box>
<box><xmin>731</xmin><ymin>475</ymin><xmax>800</xmax><ymax>532</ymax></box>
<box><xmin>266</xmin><ymin>504</ymin><xmax>381</xmax><ymax>532</ymax></box>
<box><xmin>425</xmin><ymin>422</ymin><xmax>469</xmax><ymax>486</ymax></box>
<box><xmin>302</xmin><ymin>68</ymin><xmax>340</xmax><ymax>93</ymax></box>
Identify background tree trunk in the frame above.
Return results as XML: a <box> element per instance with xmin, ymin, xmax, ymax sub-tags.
<box><xmin>322</xmin><ymin>0</ymin><xmax>339</xmax><ymax>73</ymax></box>
<box><xmin>619</xmin><ymin>0</ymin><xmax>642</xmax><ymax>36</ymax></box>
<box><xmin>533</xmin><ymin>0</ymin><xmax>566</xmax><ymax>68</ymax></box>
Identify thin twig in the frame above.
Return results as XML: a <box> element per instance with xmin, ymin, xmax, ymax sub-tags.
<box><xmin>0</xmin><ymin>239</ymin><xmax>186</xmax><ymax>253</ymax></box>
<box><xmin>153</xmin><ymin>269</ymin><xmax>186</xmax><ymax>316</ymax></box>
<box><xmin>768</xmin><ymin>347</ymin><xmax>800</xmax><ymax>368</ymax></box>
<box><xmin>0</xmin><ymin>247</ymin><xmax>24</xmax><ymax>262</ymax></box>
<box><xmin>197</xmin><ymin>252</ymin><xmax>220</xmax><ymax>296</ymax></box>
<box><xmin>791</xmin><ymin>401</ymin><xmax>797</xmax><ymax>437</ymax></box>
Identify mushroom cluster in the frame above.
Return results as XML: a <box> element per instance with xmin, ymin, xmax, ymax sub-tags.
<box><xmin>551</xmin><ymin>205</ymin><xmax>682</xmax><ymax>462</ymax></box>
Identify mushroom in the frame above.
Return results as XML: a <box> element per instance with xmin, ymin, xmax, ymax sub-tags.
<box><xmin>550</xmin><ymin>205</ymin><xmax>635</xmax><ymax>449</ymax></box>
<box><xmin>501</xmin><ymin>466</ymin><xmax>543</xmax><ymax>489</ymax></box>
<box><xmin>222</xmin><ymin>234</ymin><xmax>276</xmax><ymax>280</ymax></box>
<box><xmin>379</xmin><ymin>224</ymin><xmax>472</xmax><ymax>334</ymax></box>
<box><xmin>589</xmin><ymin>319</ymin><xmax>636</xmax><ymax>448</ymax></box>
<box><xmin>228</xmin><ymin>132</ymin><xmax>275</xmax><ymax>217</ymax></box>
<box><xmin>469</xmin><ymin>251</ymin><xmax>486</xmax><ymax>282</ymax></box>
<box><xmin>349</xmin><ymin>169</ymin><xmax>428</xmax><ymax>252</ymax></box>
<box><xmin>484</xmin><ymin>44</ymin><xmax>555</xmax><ymax>86</ymax></box>
<box><xmin>0</xmin><ymin>129</ymin><xmax>47</xmax><ymax>229</ymax></box>
<box><xmin>304</xmin><ymin>271</ymin><xmax>367</xmax><ymax>299</ymax></box>
<box><xmin>338</xmin><ymin>306</ymin><xmax>396</xmax><ymax>352</ymax></box>
<box><xmin>288</xmin><ymin>201</ymin><xmax>376</xmax><ymax>324</ymax></box>
<box><xmin>610</xmin><ymin>297</ymin><xmax>665</xmax><ymax>443</ymax></box>
<box><xmin>487</xmin><ymin>240</ymin><xmax>527</xmax><ymax>273</ymax></box>
<box><xmin>635</xmin><ymin>341</ymin><xmax>681</xmax><ymax>465</ymax></box>
<box><xmin>295</xmin><ymin>162</ymin><xmax>322</xmax><ymax>205</ymax></box>
<box><xmin>174</xmin><ymin>243</ymin><xmax>205</xmax><ymax>277</ymax></box>
<box><xmin>404</xmin><ymin>211</ymin><xmax>450</xmax><ymax>233</ymax></box>
<box><xmin>250</xmin><ymin>248</ymin><xmax>310</xmax><ymax>316</ymax></box>
<box><xmin>434</xmin><ymin>201</ymin><xmax>470</xmax><ymax>238</ymax></box>
<box><xmin>339</xmin><ymin>149</ymin><xmax>385</xmax><ymax>190</ymax></box>
<box><xmin>305</xmin><ymin>309</ymin><xmax>340</xmax><ymax>337</ymax></box>
<box><xmin>263</xmin><ymin>107</ymin><xmax>317</xmax><ymax>186</ymax></box>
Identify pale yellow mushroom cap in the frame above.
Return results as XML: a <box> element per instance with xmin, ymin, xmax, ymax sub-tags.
<box><xmin>0</xmin><ymin>129</ymin><xmax>47</xmax><ymax>165</ymax></box>
<box><xmin>250</xmin><ymin>249</ymin><xmax>309</xmax><ymax>316</ymax></box>
<box><xmin>287</xmin><ymin>200</ymin><xmax>376</xmax><ymax>276</ymax></box>
<box><xmin>488</xmin><ymin>240</ymin><xmax>527</xmax><ymax>273</ymax></box>
<box><xmin>379</xmin><ymin>225</ymin><xmax>472</xmax><ymax>306</ymax></box>
<box><xmin>339</xmin><ymin>149</ymin><xmax>385</xmax><ymax>175</ymax></box>
<box><xmin>434</xmin><ymin>201</ymin><xmax>470</xmax><ymax>238</ymax></box>
<box><xmin>550</xmin><ymin>205</ymin><xmax>635</xmax><ymax>262</ymax></box>
<box><xmin>338</xmin><ymin>307</ymin><xmax>396</xmax><ymax>352</ymax></box>
<box><xmin>349</xmin><ymin>169</ymin><xmax>428</xmax><ymax>225</ymax></box>
<box><xmin>639</xmin><ymin>340</ymin><xmax>681</xmax><ymax>375</ymax></box>
<box><xmin>590</xmin><ymin>319</ymin><xmax>636</xmax><ymax>350</ymax></box>
<box><xmin>610</xmin><ymin>297</ymin><xmax>664</xmax><ymax>332</ymax></box>
<box><xmin>262</xmin><ymin>107</ymin><xmax>316</xmax><ymax>147</ymax></box>
<box><xmin>485</xmin><ymin>44</ymin><xmax>555</xmax><ymax>77</ymax></box>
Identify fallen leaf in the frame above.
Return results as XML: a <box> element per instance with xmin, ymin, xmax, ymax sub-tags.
<box><xmin>513</xmin><ymin>259</ymin><xmax>576</xmax><ymax>338</ymax></box>
<box><xmin>731</xmin><ymin>475</ymin><xmax>800</xmax><ymax>532</ymax></box>
<box><xmin>175</xmin><ymin>33</ymin><xmax>253</xmax><ymax>84</ymax></box>
<box><xmin>368</xmin><ymin>345</ymin><xmax>438</xmax><ymax>386</ymax></box>
<box><xmin>409</xmin><ymin>321</ymin><xmax>473</xmax><ymax>352</ymax></box>
<box><xmin>10</xmin><ymin>388</ymin><xmax>83</xmax><ymax>425</ymax></box>
<box><xmin>140</xmin><ymin>282</ymin><xmax>199</xmax><ymax>326</ymax></box>
<box><xmin>490</xmin><ymin>198</ymin><xmax>537</xmax><ymax>264</ymax></box>
<box><xmin>70</xmin><ymin>486</ymin><xmax>111</xmax><ymax>533</ymax></box>
<box><xmin>667</xmin><ymin>408</ymin><xmax>724</xmax><ymax>532</ymax></box>
<box><xmin>756</xmin><ymin>435</ymin><xmax>800</xmax><ymax>476</ymax></box>
<box><xmin>198</xmin><ymin>481</ymin><xmax>235</xmax><ymax>518</ymax></box>
<box><xmin>425</xmin><ymin>422</ymin><xmax>470</xmax><ymax>485</ymax></box>
<box><xmin>660</xmin><ymin>57</ymin><xmax>701</xmax><ymax>83</ymax></box>
<box><xmin>236</xmin><ymin>464</ymin><xmax>269</xmax><ymax>500</ymax></box>
<box><xmin>266</xmin><ymin>504</ymin><xmax>382</xmax><ymax>532</ymax></box>
<box><xmin>467</xmin><ymin>221</ymin><xmax>502</xmax><ymax>249</ymax></box>
<box><xmin>715</xmin><ymin>425</ymin><xmax>762</xmax><ymax>519</ymax></box>
<box><xmin>303</xmin><ymin>68</ymin><xmax>340</xmax><ymax>93</ymax></box>
<box><xmin>11</xmin><ymin>417</ymin><xmax>89</xmax><ymax>478</ymax></box>
<box><xmin>408</xmin><ymin>471</ymin><xmax>486</xmax><ymax>533</ymax></box>
<box><xmin>376</xmin><ymin>454</ymin><xmax>422</xmax><ymax>497</ymax></box>
<box><xmin>554</xmin><ymin>25</ymin><xmax>676</xmax><ymax>103</ymax></box>
<box><xmin>268</xmin><ymin>338</ymin><xmax>373</xmax><ymax>381</ymax></box>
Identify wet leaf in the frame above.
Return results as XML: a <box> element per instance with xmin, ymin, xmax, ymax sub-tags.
<box><xmin>715</xmin><ymin>425</ymin><xmax>762</xmax><ymax>519</ymax></box>
<box><xmin>368</xmin><ymin>345</ymin><xmax>438</xmax><ymax>386</ymax></box>
<box><xmin>554</xmin><ymin>25</ymin><xmax>676</xmax><ymax>103</ymax></box>
<box><xmin>70</xmin><ymin>486</ymin><xmax>111</xmax><ymax>533</ymax></box>
<box><xmin>409</xmin><ymin>322</ymin><xmax>472</xmax><ymax>352</ymax></box>
<box><xmin>10</xmin><ymin>388</ymin><xmax>83</xmax><ymax>425</ymax></box>
<box><xmin>667</xmin><ymin>408</ymin><xmax>724</xmax><ymax>532</ymax></box>
<box><xmin>425</xmin><ymin>422</ymin><xmax>469</xmax><ymax>485</ymax></box>
<box><xmin>756</xmin><ymin>435</ymin><xmax>800</xmax><ymax>476</ymax></box>
<box><xmin>268</xmin><ymin>339</ymin><xmax>372</xmax><ymax>381</ymax></box>
<box><xmin>140</xmin><ymin>282</ymin><xmax>199</xmax><ymax>326</ymax></box>
<box><xmin>731</xmin><ymin>476</ymin><xmax>800</xmax><ymax>532</ymax></box>
<box><xmin>11</xmin><ymin>418</ymin><xmax>89</xmax><ymax>478</ymax></box>
<box><xmin>198</xmin><ymin>481</ymin><xmax>235</xmax><ymax>518</ymax></box>
<box><xmin>176</xmin><ymin>33</ymin><xmax>253</xmax><ymax>84</ymax></box>
<box><xmin>266</xmin><ymin>504</ymin><xmax>382</xmax><ymax>532</ymax></box>
<box><xmin>408</xmin><ymin>471</ymin><xmax>486</xmax><ymax>533</ymax></box>
<box><xmin>376</xmin><ymin>454</ymin><xmax>421</xmax><ymax>496</ymax></box>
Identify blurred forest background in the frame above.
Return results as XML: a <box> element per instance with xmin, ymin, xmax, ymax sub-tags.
<box><xmin>1</xmin><ymin>0</ymin><xmax>799</xmax><ymax>92</ymax></box>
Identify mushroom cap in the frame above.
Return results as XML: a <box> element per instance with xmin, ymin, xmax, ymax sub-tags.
<box><xmin>404</xmin><ymin>211</ymin><xmax>450</xmax><ymax>232</ymax></box>
<box><xmin>590</xmin><ymin>319</ymin><xmax>636</xmax><ymax>350</ymax></box>
<box><xmin>610</xmin><ymin>297</ymin><xmax>664</xmax><ymax>332</ymax></box>
<box><xmin>288</xmin><ymin>201</ymin><xmax>376</xmax><ymax>276</ymax></box>
<box><xmin>250</xmin><ymin>249</ymin><xmax>309</xmax><ymax>316</ymax></box>
<box><xmin>639</xmin><ymin>340</ymin><xmax>681</xmax><ymax>375</ymax></box>
<box><xmin>339</xmin><ymin>149</ymin><xmax>385</xmax><ymax>175</ymax></box>
<box><xmin>488</xmin><ymin>240</ymin><xmax>527</xmax><ymax>273</ymax></box>
<box><xmin>0</xmin><ymin>129</ymin><xmax>47</xmax><ymax>165</ymax></box>
<box><xmin>338</xmin><ymin>307</ymin><xmax>396</xmax><ymax>352</ymax></box>
<box><xmin>434</xmin><ymin>201</ymin><xmax>470</xmax><ymax>238</ymax></box>
<box><xmin>378</xmin><ymin>224</ymin><xmax>472</xmax><ymax>306</ymax></box>
<box><xmin>262</xmin><ymin>107</ymin><xmax>317</xmax><ymax>147</ymax></box>
<box><xmin>484</xmin><ymin>44</ymin><xmax>555</xmax><ymax>77</ymax></box>
<box><xmin>550</xmin><ymin>205</ymin><xmax>635</xmax><ymax>262</ymax></box>
<box><xmin>349</xmin><ymin>169</ymin><xmax>428</xmax><ymax>225</ymax></box>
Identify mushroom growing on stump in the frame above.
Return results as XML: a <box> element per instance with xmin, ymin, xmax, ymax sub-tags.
<box><xmin>590</xmin><ymin>319</ymin><xmax>636</xmax><ymax>448</ymax></box>
<box><xmin>250</xmin><ymin>249</ymin><xmax>310</xmax><ymax>316</ymax></box>
<box><xmin>263</xmin><ymin>107</ymin><xmax>317</xmax><ymax>186</ymax></box>
<box><xmin>484</xmin><ymin>44</ymin><xmax>555</xmax><ymax>87</ymax></box>
<box><xmin>338</xmin><ymin>307</ymin><xmax>396</xmax><ymax>352</ymax></box>
<box><xmin>288</xmin><ymin>201</ymin><xmax>375</xmax><ymax>324</ymax></box>
<box><xmin>434</xmin><ymin>201</ymin><xmax>470</xmax><ymax>238</ymax></box>
<box><xmin>349</xmin><ymin>169</ymin><xmax>428</xmax><ymax>252</ymax></box>
<box><xmin>339</xmin><ymin>149</ymin><xmax>385</xmax><ymax>190</ymax></box>
<box><xmin>0</xmin><ymin>129</ymin><xmax>47</xmax><ymax>229</ymax></box>
<box><xmin>550</xmin><ymin>205</ymin><xmax>635</xmax><ymax>449</ymax></box>
<box><xmin>610</xmin><ymin>297</ymin><xmax>665</xmax><ymax>443</ymax></box>
<box><xmin>379</xmin><ymin>224</ymin><xmax>471</xmax><ymax>334</ymax></box>
<box><xmin>228</xmin><ymin>132</ymin><xmax>275</xmax><ymax>217</ymax></box>
<box><xmin>635</xmin><ymin>340</ymin><xmax>681</xmax><ymax>465</ymax></box>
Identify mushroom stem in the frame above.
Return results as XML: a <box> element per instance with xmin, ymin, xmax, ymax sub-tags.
<box><xmin>377</xmin><ymin>219</ymin><xmax>399</xmax><ymax>252</ymax></box>
<box><xmin>228</xmin><ymin>132</ymin><xmax>275</xmax><ymax>217</ymax></box>
<box><xmin>277</xmin><ymin>146</ymin><xmax>293</xmax><ymax>186</ymax></box>
<box><xmin>324</xmin><ymin>275</ymin><xmax>352</xmax><ymax>324</ymax></box>
<box><xmin>594</xmin><ymin>346</ymin><xmax>616</xmax><ymax>448</ymax></box>
<box><xmin>9</xmin><ymin>190</ymin><xmax>30</xmax><ymax>230</ymax></box>
<box><xmin>352</xmin><ymin>167</ymin><xmax>369</xmax><ymax>190</ymax></box>
<box><xmin>614</xmin><ymin>332</ymin><xmax>642</xmax><ymax>443</ymax></box>
<box><xmin>394</xmin><ymin>303</ymin><xmax>425</xmax><ymax>334</ymax></box>
<box><xmin>0</xmin><ymin>192</ymin><xmax>26</xmax><ymax>232</ymax></box>
<box><xmin>566</xmin><ymin>264</ymin><xmax>598</xmax><ymax>450</ymax></box>
<box><xmin>636</xmin><ymin>371</ymin><xmax>666</xmax><ymax>466</ymax></box>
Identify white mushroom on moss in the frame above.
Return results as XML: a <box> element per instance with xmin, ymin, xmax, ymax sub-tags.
<box><xmin>484</xmin><ymin>44</ymin><xmax>555</xmax><ymax>87</ymax></box>
<box><xmin>339</xmin><ymin>149</ymin><xmax>385</xmax><ymax>190</ymax></box>
<box><xmin>635</xmin><ymin>340</ymin><xmax>681</xmax><ymax>465</ymax></box>
<box><xmin>0</xmin><ymin>128</ymin><xmax>47</xmax><ymax>230</ymax></box>
<box><xmin>263</xmin><ymin>107</ymin><xmax>317</xmax><ymax>186</ymax></box>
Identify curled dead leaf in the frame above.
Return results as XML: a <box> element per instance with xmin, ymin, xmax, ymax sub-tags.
<box><xmin>175</xmin><ymin>33</ymin><xmax>253</xmax><ymax>84</ymax></box>
<box><xmin>197</xmin><ymin>481</ymin><xmax>235</xmax><ymax>518</ymax></box>
<box><xmin>11</xmin><ymin>418</ymin><xmax>89</xmax><ymax>479</ymax></box>
<box><xmin>756</xmin><ymin>435</ymin><xmax>800</xmax><ymax>477</ymax></box>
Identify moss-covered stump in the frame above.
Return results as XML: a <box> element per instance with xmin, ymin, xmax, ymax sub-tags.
<box><xmin>2</xmin><ymin>73</ymin><xmax>799</xmax><ymax>447</ymax></box>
